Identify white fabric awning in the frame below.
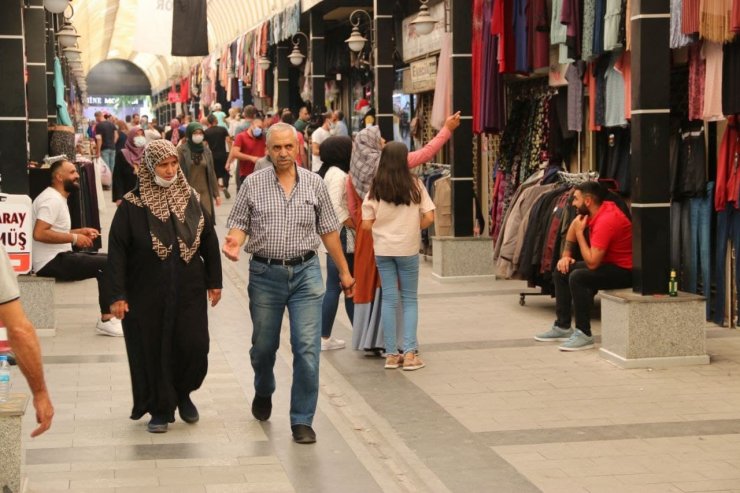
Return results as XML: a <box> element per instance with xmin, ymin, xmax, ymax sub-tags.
<box><xmin>73</xmin><ymin>0</ymin><xmax>299</xmax><ymax>91</ymax></box>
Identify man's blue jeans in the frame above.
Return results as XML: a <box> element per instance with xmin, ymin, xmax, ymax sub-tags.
<box><xmin>101</xmin><ymin>148</ymin><xmax>116</xmax><ymax>173</ymax></box>
<box><xmin>247</xmin><ymin>255</ymin><xmax>324</xmax><ymax>426</ymax></box>
<box><xmin>375</xmin><ymin>255</ymin><xmax>419</xmax><ymax>354</ymax></box>
<box><xmin>321</xmin><ymin>228</ymin><xmax>354</xmax><ymax>338</ymax></box>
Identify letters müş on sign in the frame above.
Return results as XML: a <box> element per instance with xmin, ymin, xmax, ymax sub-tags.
<box><xmin>0</xmin><ymin>194</ymin><xmax>33</xmax><ymax>274</ymax></box>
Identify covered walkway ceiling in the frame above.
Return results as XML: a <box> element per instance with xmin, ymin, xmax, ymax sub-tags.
<box><xmin>73</xmin><ymin>0</ymin><xmax>302</xmax><ymax>92</ymax></box>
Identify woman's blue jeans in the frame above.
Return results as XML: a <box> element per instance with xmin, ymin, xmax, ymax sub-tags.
<box><xmin>375</xmin><ymin>255</ymin><xmax>419</xmax><ymax>355</ymax></box>
<box><xmin>321</xmin><ymin>229</ymin><xmax>354</xmax><ymax>338</ymax></box>
<box><xmin>247</xmin><ymin>255</ymin><xmax>324</xmax><ymax>427</ymax></box>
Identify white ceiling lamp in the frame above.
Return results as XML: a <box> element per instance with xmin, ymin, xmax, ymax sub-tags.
<box><xmin>56</xmin><ymin>25</ymin><xmax>80</xmax><ymax>48</ymax></box>
<box><xmin>288</xmin><ymin>32</ymin><xmax>308</xmax><ymax>67</ymax></box>
<box><xmin>345</xmin><ymin>10</ymin><xmax>372</xmax><ymax>53</ymax></box>
<box><xmin>63</xmin><ymin>47</ymin><xmax>82</xmax><ymax>62</ymax></box>
<box><xmin>44</xmin><ymin>0</ymin><xmax>70</xmax><ymax>14</ymax></box>
<box><xmin>410</xmin><ymin>0</ymin><xmax>438</xmax><ymax>36</ymax></box>
<box><xmin>258</xmin><ymin>54</ymin><xmax>271</xmax><ymax>71</ymax></box>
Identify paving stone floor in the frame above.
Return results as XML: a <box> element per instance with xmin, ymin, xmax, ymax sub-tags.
<box><xmin>9</xmin><ymin>189</ymin><xmax>740</xmax><ymax>493</ymax></box>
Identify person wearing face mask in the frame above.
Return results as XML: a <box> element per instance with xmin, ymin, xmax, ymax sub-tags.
<box><xmin>107</xmin><ymin>139</ymin><xmax>223</xmax><ymax>434</ymax></box>
<box><xmin>177</xmin><ymin>123</ymin><xmax>221</xmax><ymax>221</ymax></box>
<box><xmin>32</xmin><ymin>161</ymin><xmax>122</xmax><ymax>337</ymax></box>
<box><xmin>227</xmin><ymin>117</ymin><xmax>266</xmax><ymax>192</ymax></box>
<box><xmin>534</xmin><ymin>181</ymin><xmax>633</xmax><ymax>351</ymax></box>
<box><xmin>113</xmin><ymin>128</ymin><xmax>147</xmax><ymax>205</ymax></box>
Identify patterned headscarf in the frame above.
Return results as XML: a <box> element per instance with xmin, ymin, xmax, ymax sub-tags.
<box><xmin>121</xmin><ymin>128</ymin><xmax>145</xmax><ymax>169</ymax></box>
<box><xmin>349</xmin><ymin>126</ymin><xmax>382</xmax><ymax>197</ymax></box>
<box><xmin>170</xmin><ymin>119</ymin><xmax>180</xmax><ymax>144</ymax></box>
<box><xmin>186</xmin><ymin>122</ymin><xmax>205</xmax><ymax>153</ymax></box>
<box><xmin>124</xmin><ymin>139</ymin><xmax>204</xmax><ymax>263</ymax></box>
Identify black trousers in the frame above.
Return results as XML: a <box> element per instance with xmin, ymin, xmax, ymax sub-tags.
<box><xmin>36</xmin><ymin>252</ymin><xmax>112</xmax><ymax>315</ymax></box>
<box><xmin>554</xmin><ymin>261</ymin><xmax>632</xmax><ymax>336</ymax></box>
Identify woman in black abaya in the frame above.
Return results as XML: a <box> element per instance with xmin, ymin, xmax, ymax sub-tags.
<box><xmin>107</xmin><ymin>139</ymin><xmax>222</xmax><ymax>433</ymax></box>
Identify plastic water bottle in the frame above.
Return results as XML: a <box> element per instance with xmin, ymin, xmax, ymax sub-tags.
<box><xmin>0</xmin><ymin>355</ymin><xmax>10</xmax><ymax>402</ymax></box>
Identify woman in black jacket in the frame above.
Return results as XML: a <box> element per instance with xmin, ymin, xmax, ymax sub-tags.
<box><xmin>113</xmin><ymin>128</ymin><xmax>146</xmax><ymax>204</ymax></box>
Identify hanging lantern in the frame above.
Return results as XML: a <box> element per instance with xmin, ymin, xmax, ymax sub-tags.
<box><xmin>44</xmin><ymin>0</ymin><xmax>69</xmax><ymax>14</ymax></box>
<box><xmin>56</xmin><ymin>24</ymin><xmax>80</xmax><ymax>48</ymax></box>
<box><xmin>410</xmin><ymin>0</ymin><xmax>437</xmax><ymax>36</ymax></box>
<box><xmin>345</xmin><ymin>26</ymin><xmax>367</xmax><ymax>53</ymax></box>
<box><xmin>63</xmin><ymin>47</ymin><xmax>82</xmax><ymax>62</ymax></box>
<box><xmin>258</xmin><ymin>55</ymin><xmax>271</xmax><ymax>71</ymax></box>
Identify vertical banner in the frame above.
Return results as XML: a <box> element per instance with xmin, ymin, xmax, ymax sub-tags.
<box><xmin>133</xmin><ymin>0</ymin><xmax>173</xmax><ymax>56</ymax></box>
<box><xmin>171</xmin><ymin>0</ymin><xmax>209</xmax><ymax>57</ymax></box>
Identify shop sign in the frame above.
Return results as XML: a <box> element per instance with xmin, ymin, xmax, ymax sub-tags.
<box><xmin>0</xmin><ymin>194</ymin><xmax>32</xmax><ymax>274</ymax></box>
<box><xmin>403</xmin><ymin>57</ymin><xmax>437</xmax><ymax>94</ymax></box>
<box><xmin>402</xmin><ymin>2</ymin><xmax>445</xmax><ymax>62</ymax></box>
<box><xmin>87</xmin><ymin>97</ymin><xmax>141</xmax><ymax>106</ymax></box>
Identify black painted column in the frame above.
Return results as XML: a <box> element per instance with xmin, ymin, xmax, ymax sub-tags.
<box><xmin>25</xmin><ymin>0</ymin><xmax>49</xmax><ymax>162</ymax></box>
<box><xmin>46</xmin><ymin>11</ymin><xmax>57</xmax><ymax>124</ymax></box>
<box><xmin>374</xmin><ymin>0</ymin><xmax>394</xmax><ymax>140</ymax></box>
<box><xmin>276</xmin><ymin>42</ymin><xmax>290</xmax><ymax>111</ymax></box>
<box><xmin>630</xmin><ymin>0</ymin><xmax>671</xmax><ymax>295</ymax></box>
<box><xmin>449</xmin><ymin>0</ymin><xmax>474</xmax><ymax>236</ymax></box>
<box><xmin>0</xmin><ymin>0</ymin><xmax>29</xmax><ymax>194</ymax></box>
<box><xmin>309</xmin><ymin>11</ymin><xmax>325</xmax><ymax>113</ymax></box>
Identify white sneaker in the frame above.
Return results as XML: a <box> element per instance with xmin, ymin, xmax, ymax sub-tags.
<box><xmin>96</xmin><ymin>317</ymin><xmax>124</xmax><ymax>337</ymax></box>
<box><xmin>321</xmin><ymin>337</ymin><xmax>346</xmax><ymax>351</ymax></box>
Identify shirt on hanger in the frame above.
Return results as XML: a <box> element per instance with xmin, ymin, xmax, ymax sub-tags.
<box><xmin>722</xmin><ymin>37</ymin><xmax>740</xmax><ymax>116</ymax></box>
<box><xmin>565</xmin><ymin>61</ymin><xmax>585</xmax><ymax>132</ymax></box>
<box><xmin>688</xmin><ymin>42</ymin><xmax>706</xmax><ymax>121</ymax></box>
<box><xmin>604</xmin><ymin>52</ymin><xmax>627</xmax><ymax>128</ymax></box>
<box><xmin>603</xmin><ymin>0</ymin><xmax>623</xmax><ymax>51</ymax></box>
<box><xmin>702</xmin><ymin>41</ymin><xmax>725</xmax><ymax>122</ymax></box>
<box><xmin>614</xmin><ymin>51</ymin><xmax>632</xmax><ymax>120</ymax></box>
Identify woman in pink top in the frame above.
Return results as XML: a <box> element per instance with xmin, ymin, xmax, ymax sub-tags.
<box><xmin>346</xmin><ymin>113</ymin><xmax>460</xmax><ymax>355</ymax></box>
<box><xmin>361</xmin><ymin>142</ymin><xmax>436</xmax><ymax>371</ymax></box>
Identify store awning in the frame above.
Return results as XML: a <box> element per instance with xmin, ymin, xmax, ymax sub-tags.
<box><xmin>73</xmin><ymin>0</ymin><xmax>300</xmax><ymax>91</ymax></box>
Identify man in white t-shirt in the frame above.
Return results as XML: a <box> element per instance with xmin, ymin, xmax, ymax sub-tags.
<box><xmin>310</xmin><ymin>113</ymin><xmax>332</xmax><ymax>173</ymax></box>
<box><xmin>32</xmin><ymin>160</ymin><xmax>122</xmax><ymax>337</ymax></box>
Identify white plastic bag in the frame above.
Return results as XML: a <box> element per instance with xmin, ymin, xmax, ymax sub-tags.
<box><xmin>96</xmin><ymin>157</ymin><xmax>112</xmax><ymax>187</ymax></box>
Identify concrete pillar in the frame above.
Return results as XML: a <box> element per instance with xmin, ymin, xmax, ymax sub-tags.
<box><xmin>374</xmin><ymin>0</ymin><xmax>394</xmax><ymax>140</ymax></box>
<box><xmin>0</xmin><ymin>0</ymin><xmax>29</xmax><ymax>194</ymax></box>
<box><xmin>630</xmin><ymin>0</ymin><xmax>671</xmax><ymax>294</ymax></box>
<box><xmin>309</xmin><ymin>11</ymin><xmax>325</xmax><ymax>113</ymax></box>
<box><xmin>449</xmin><ymin>0</ymin><xmax>474</xmax><ymax>237</ymax></box>
<box><xmin>46</xmin><ymin>11</ymin><xmax>57</xmax><ymax>125</ymax></box>
<box><xmin>24</xmin><ymin>0</ymin><xmax>49</xmax><ymax>162</ymax></box>
<box><xmin>0</xmin><ymin>394</ymin><xmax>29</xmax><ymax>493</ymax></box>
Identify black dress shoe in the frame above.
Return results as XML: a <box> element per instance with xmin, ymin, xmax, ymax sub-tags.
<box><xmin>251</xmin><ymin>394</ymin><xmax>272</xmax><ymax>421</ymax></box>
<box><xmin>291</xmin><ymin>424</ymin><xmax>316</xmax><ymax>444</ymax></box>
<box><xmin>178</xmin><ymin>395</ymin><xmax>199</xmax><ymax>424</ymax></box>
<box><xmin>147</xmin><ymin>415</ymin><xmax>168</xmax><ymax>433</ymax></box>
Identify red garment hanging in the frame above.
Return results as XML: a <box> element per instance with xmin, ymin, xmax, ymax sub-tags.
<box><xmin>473</xmin><ymin>0</ymin><xmax>484</xmax><ymax>134</ymax></box>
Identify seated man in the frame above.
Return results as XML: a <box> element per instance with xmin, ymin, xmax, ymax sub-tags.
<box><xmin>534</xmin><ymin>182</ymin><xmax>632</xmax><ymax>351</ymax></box>
<box><xmin>32</xmin><ymin>160</ymin><xmax>122</xmax><ymax>337</ymax></box>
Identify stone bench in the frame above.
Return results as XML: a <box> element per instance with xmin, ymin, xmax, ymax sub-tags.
<box><xmin>0</xmin><ymin>393</ymin><xmax>29</xmax><ymax>493</ymax></box>
<box><xmin>17</xmin><ymin>276</ymin><xmax>55</xmax><ymax>337</ymax></box>
<box><xmin>599</xmin><ymin>289</ymin><xmax>709</xmax><ymax>369</ymax></box>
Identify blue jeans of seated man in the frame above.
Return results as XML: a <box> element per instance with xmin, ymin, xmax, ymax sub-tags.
<box><xmin>101</xmin><ymin>148</ymin><xmax>116</xmax><ymax>173</ymax></box>
<box><xmin>688</xmin><ymin>182</ymin><xmax>713</xmax><ymax>319</ymax></box>
<box><xmin>247</xmin><ymin>255</ymin><xmax>324</xmax><ymax>427</ymax></box>
<box><xmin>376</xmin><ymin>255</ymin><xmax>419</xmax><ymax>354</ymax></box>
<box><xmin>714</xmin><ymin>204</ymin><xmax>740</xmax><ymax>325</ymax></box>
<box><xmin>321</xmin><ymin>228</ymin><xmax>354</xmax><ymax>338</ymax></box>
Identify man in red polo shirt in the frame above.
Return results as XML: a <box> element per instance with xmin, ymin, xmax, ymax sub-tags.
<box><xmin>535</xmin><ymin>181</ymin><xmax>633</xmax><ymax>351</ymax></box>
<box><xmin>227</xmin><ymin>118</ymin><xmax>266</xmax><ymax>191</ymax></box>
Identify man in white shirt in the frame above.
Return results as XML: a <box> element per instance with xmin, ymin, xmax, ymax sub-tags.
<box><xmin>310</xmin><ymin>113</ymin><xmax>332</xmax><ymax>173</ymax></box>
<box><xmin>32</xmin><ymin>160</ymin><xmax>122</xmax><ymax>337</ymax></box>
<box><xmin>332</xmin><ymin>111</ymin><xmax>349</xmax><ymax>137</ymax></box>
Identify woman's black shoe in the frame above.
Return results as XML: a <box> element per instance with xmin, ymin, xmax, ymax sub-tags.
<box><xmin>178</xmin><ymin>396</ymin><xmax>199</xmax><ymax>424</ymax></box>
<box><xmin>147</xmin><ymin>415</ymin><xmax>168</xmax><ymax>433</ymax></box>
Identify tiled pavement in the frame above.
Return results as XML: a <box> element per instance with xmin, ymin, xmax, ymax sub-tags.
<box><xmin>10</xmin><ymin>189</ymin><xmax>740</xmax><ymax>493</ymax></box>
